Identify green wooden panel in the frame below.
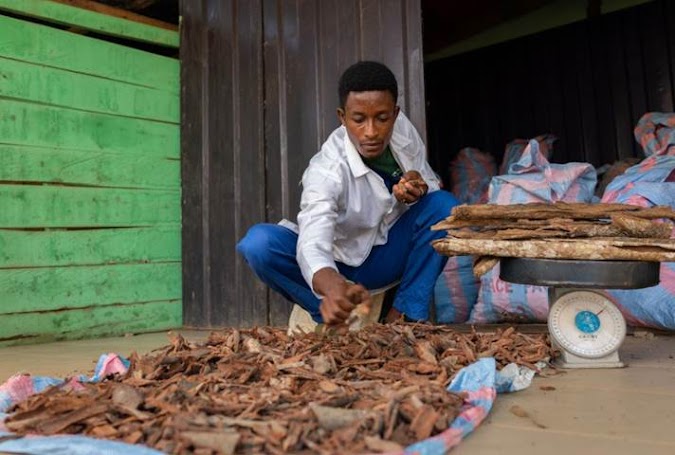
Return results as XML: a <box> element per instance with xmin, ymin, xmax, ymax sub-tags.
<box><xmin>0</xmin><ymin>0</ymin><xmax>179</xmax><ymax>48</ymax></box>
<box><xmin>0</xmin><ymin>300</ymin><xmax>181</xmax><ymax>346</ymax></box>
<box><xmin>0</xmin><ymin>185</ymin><xmax>180</xmax><ymax>228</ymax></box>
<box><xmin>0</xmin><ymin>144</ymin><xmax>180</xmax><ymax>189</ymax></box>
<box><xmin>0</xmin><ymin>14</ymin><xmax>178</xmax><ymax>92</ymax></box>
<box><xmin>0</xmin><ymin>226</ymin><xmax>180</xmax><ymax>268</ymax></box>
<box><xmin>0</xmin><ymin>58</ymin><xmax>178</xmax><ymax>122</ymax></box>
<box><xmin>0</xmin><ymin>99</ymin><xmax>178</xmax><ymax>158</ymax></box>
<box><xmin>0</xmin><ymin>262</ymin><xmax>181</xmax><ymax>314</ymax></box>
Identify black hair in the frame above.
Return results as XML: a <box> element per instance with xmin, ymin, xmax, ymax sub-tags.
<box><xmin>338</xmin><ymin>61</ymin><xmax>398</xmax><ymax>108</ymax></box>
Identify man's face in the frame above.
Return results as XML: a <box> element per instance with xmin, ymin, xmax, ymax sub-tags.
<box><xmin>337</xmin><ymin>91</ymin><xmax>400</xmax><ymax>159</ymax></box>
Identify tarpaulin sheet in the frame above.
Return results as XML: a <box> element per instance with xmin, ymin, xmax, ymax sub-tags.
<box><xmin>0</xmin><ymin>354</ymin><xmax>129</xmax><ymax>415</ymax></box>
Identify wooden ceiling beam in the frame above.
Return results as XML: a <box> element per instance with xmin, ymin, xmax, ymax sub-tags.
<box><xmin>52</xmin><ymin>0</ymin><xmax>177</xmax><ymax>31</ymax></box>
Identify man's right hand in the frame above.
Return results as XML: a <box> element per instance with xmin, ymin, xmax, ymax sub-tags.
<box><xmin>312</xmin><ymin>268</ymin><xmax>371</xmax><ymax>325</ymax></box>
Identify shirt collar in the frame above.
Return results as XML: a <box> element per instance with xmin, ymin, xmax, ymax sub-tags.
<box><xmin>343</xmin><ymin>121</ymin><xmax>413</xmax><ymax>178</ymax></box>
<box><xmin>390</xmin><ymin>125</ymin><xmax>412</xmax><ymax>151</ymax></box>
<box><xmin>344</xmin><ymin>132</ymin><xmax>371</xmax><ymax>178</ymax></box>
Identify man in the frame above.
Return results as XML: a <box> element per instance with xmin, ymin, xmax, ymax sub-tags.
<box><xmin>238</xmin><ymin>61</ymin><xmax>458</xmax><ymax>326</ymax></box>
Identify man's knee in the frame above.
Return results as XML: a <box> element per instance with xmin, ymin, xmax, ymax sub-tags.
<box><xmin>237</xmin><ymin>224</ymin><xmax>276</xmax><ymax>270</ymax></box>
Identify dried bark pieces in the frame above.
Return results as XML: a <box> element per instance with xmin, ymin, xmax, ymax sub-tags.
<box><xmin>5</xmin><ymin>325</ymin><xmax>553</xmax><ymax>454</ymax></box>
<box><xmin>432</xmin><ymin>202</ymin><xmax>675</xmax><ymax>276</ymax></box>
<box><xmin>611</xmin><ymin>213</ymin><xmax>673</xmax><ymax>238</ymax></box>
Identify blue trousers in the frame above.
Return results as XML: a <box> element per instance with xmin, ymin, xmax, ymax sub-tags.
<box><xmin>237</xmin><ymin>190</ymin><xmax>458</xmax><ymax>322</ymax></box>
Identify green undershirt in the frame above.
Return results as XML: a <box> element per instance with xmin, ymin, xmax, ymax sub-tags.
<box><xmin>362</xmin><ymin>146</ymin><xmax>403</xmax><ymax>193</ymax></box>
<box><xmin>362</xmin><ymin>146</ymin><xmax>402</xmax><ymax>178</ymax></box>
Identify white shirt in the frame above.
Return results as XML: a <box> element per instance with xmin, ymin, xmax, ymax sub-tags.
<box><xmin>282</xmin><ymin>112</ymin><xmax>441</xmax><ymax>293</ymax></box>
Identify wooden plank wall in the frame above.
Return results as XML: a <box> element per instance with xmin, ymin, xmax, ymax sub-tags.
<box><xmin>180</xmin><ymin>0</ymin><xmax>268</xmax><ymax>330</ymax></box>
<box><xmin>425</xmin><ymin>0</ymin><xmax>675</xmax><ymax>187</ymax></box>
<box><xmin>0</xmin><ymin>9</ymin><xmax>181</xmax><ymax>346</ymax></box>
<box><xmin>181</xmin><ymin>0</ymin><xmax>426</xmax><ymax>327</ymax></box>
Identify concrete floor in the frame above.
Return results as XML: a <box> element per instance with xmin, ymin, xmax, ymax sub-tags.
<box><xmin>1</xmin><ymin>330</ymin><xmax>674</xmax><ymax>454</ymax></box>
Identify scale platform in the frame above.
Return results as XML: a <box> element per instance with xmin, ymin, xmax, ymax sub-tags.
<box><xmin>500</xmin><ymin>258</ymin><xmax>660</xmax><ymax>369</ymax></box>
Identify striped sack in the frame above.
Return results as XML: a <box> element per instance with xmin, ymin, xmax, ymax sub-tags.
<box><xmin>436</xmin><ymin>148</ymin><xmax>496</xmax><ymax>322</ymax></box>
<box><xmin>469</xmin><ymin>139</ymin><xmax>597</xmax><ymax>324</ymax></box>
<box><xmin>600</xmin><ymin>155</ymin><xmax>675</xmax><ymax>330</ymax></box>
<box><xmin>499</xmin><ymin>134</ymin><xmax>556</xmax><ymax>175</ymax></box>
<box><xmin>434</xmin><ymin>255</ymin><xmax>479</xmax><ymax>323</ymax></box>
<box><xmin>633</xmin><ymin>112</ymin><xmax>675</xmax><ymax>156</ymax></box>
<box><xmin>450</xmin><ymin>147</ymin><xmax>497</xmax><ymax>205</ymax></box>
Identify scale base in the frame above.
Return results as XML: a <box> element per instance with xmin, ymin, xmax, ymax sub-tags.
<box><xmin>547</xmin><ymin>288</ymin><xmax>627</xmax><ymax>369</ymax></box>
<box><xmin>552</xmin><ymin>341</ymin><xmax>625</xmax><ymax>369</ymax></box>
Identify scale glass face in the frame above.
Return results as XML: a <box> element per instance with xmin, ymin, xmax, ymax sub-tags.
<box><xmin>548</xmin><ymin>291</ymin><xmax>626</xmax><ymax>359</ymax></box>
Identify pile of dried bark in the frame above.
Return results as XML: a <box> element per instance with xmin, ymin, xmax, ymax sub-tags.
<box><xmin>432</xmin><ymin>202</ymin><xmax>675</xmax><ymax>276</ymax></box>
<box><xmin>5</xmin><ymin>325</ymin><xmax>552</xmax><ymax>454</ymax></box>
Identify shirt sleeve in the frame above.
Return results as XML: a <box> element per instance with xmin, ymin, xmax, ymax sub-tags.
<box><xmin>296</xmin><ymin>163</ymin><xmax>343</xmax><ymax>294</ymax></box>
<box><xmin>418</xmin><ymin>158</ymin><xmax>442</xmax><ymax>193</ymax></box>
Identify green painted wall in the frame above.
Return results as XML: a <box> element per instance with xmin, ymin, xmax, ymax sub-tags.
<box><xmin>0</xmin><ymin>7</ymin><xmax>181</xmax><ymax>346</ymax></box>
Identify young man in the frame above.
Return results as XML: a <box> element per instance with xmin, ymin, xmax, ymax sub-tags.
<box><xmin>238</xmin><ymin>61</ymin><xmax>458</xmax><ymax>326</ymax></box>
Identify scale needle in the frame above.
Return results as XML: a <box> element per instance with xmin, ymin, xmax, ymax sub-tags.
<box><xmin>595</xmin><ymin>308</ymin><xmax>605</xmax><ymax>316</ymax></box>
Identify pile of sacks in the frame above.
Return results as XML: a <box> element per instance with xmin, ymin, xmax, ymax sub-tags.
<box><xmin>435</xmin><ymin>113</ymin><xmax>675</xmax><ymax>330</ymax></box>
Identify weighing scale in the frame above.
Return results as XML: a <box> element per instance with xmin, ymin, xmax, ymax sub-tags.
<box><xmin>500</xmin><ymin>258</ymin><xmax>661</xmax><ymax>369</ymax></box>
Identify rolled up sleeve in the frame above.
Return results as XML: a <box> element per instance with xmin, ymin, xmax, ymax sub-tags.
<box><xmin>296</xmin><ymin>166</ymin><xmax>342</xmax><ymax>293</ymax></box>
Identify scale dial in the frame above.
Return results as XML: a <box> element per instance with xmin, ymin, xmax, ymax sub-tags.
<box><xmin>548</xmin><ymin>291</ymin><xmax>626</xmax><ymax>359</ymax></box>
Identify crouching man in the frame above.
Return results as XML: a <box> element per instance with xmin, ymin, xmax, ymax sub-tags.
<box><xmin>238</xmin><ymin>61</ymin><xmax>458</xmax><ymax>326</ymax></box>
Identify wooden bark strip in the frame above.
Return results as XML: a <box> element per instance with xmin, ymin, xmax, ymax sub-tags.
<box><xmin>447</xmin><ymin>223</ymin><xmax>624</xmax><ymax>240</ymax></box>
<box><xmin>473</xmin><ymin>257</ymin><xmax>499</xmax><ymax>277</ymax></box>
<box><xmin>36</xmin><ymin>404</ymin><xmax>108</xmax><ymax>434</ymax></box>
<box><xmin>590</xmin><ymin>238</ymin><xmax>675</xmax><ymax>249</ymax></box>
<box><xmin>447</xmin><ymin>229</ymin><xmax>556</xmax><ymax>240</ymax></box>
<box><xmin>554</xmin><ymin>221</ymin><xmax>625</xmax><ymax>237</ymax></box>
<box><xmin>450</xmin><ymin>202</ymin><xmax>675</xmax><ymax>221</ymax></box>
<box><xmin>432</xmin><ymin>217</ymin><xmax>561</xmax><ymax>231</ymax></box>
<box><xmin>451</xmin><ymin>202</ymin><xmax>636</xmax><ymax>220</ymax></box>
<box><xmin>611</xmin><ymin>214</ymin><xmax>673</xmax><ymax>239</ymax></box>
<box><xmin>433</xmin><ymin>237</ymin><xmax>675</xmax><ymax>261</ymax></box>
<box><xmin>179</xmin><ymin>431</ymin><xmax>239</xmax><ymax>455</ymax></box>
<box><xmin>435</xmin><ymin>217</ymin><xmax>625</xmax><ymax>232</ymax></box>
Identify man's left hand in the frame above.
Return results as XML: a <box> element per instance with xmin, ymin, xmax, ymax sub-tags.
<box><xmin>393</xmin><ymin>170</ymin><xmax>428</xmax><ymax>204</ymax></box>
